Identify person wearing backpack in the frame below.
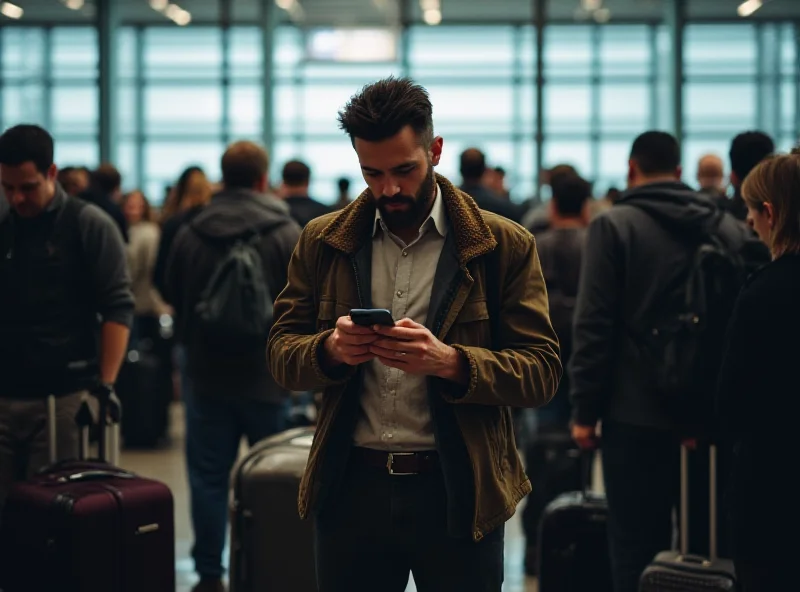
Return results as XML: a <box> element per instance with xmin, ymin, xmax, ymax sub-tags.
<box><xmin>569</xmin><ymin>131</ymin><xmax>769</xmax><ymax>592</ymax></box>
<box><xmin>164</xmin><ymin>141</ymin><xmax>301</xmax><ymax>592</ymax></box>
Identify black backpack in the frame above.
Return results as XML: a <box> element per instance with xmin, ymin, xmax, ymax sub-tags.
<box><xmin>193</xmin><ymin>228</ymin><xmax>274</xmax><ymax>353</ymax></box>
<box><xmin>630</xmin><ymin>210</ymin><xmax>746</xmax><ymax>436</ymax></box>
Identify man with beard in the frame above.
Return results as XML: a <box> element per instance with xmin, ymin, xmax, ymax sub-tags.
<box><xmin>268</xmin><ymin>77</ymin><xmax>561</xmax><ymax>591</ymax></box>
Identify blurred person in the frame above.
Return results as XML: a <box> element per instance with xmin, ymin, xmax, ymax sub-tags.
<box><xmin>80</xmin><ymin>163</ymin><xmax>128</xmax><ymax>242</ymax></box>
<box><xmin>121</xmin><ymin>190</ymin><xmax>169</xmax><ymax>345</ymax></box>
<box><xmin>521</xmin><ymin>172</ymin><xmax>591</xmax><ymax>574</ymax></box>
<box><xmin>153</xmin><ymin>166</ymin><xmax>211</xmax><ymax>297</ymax></box>
<box><xmin>717</xmin><ymin>152</ymin><xmax>800</xmax><ymax>591</ymax></box>
<box><xmin>164</xmin><ymin>141</ymin><xmax>301</xmax><ymax>592</ymax></box>
<box><xmin>605</xmin><ymin>186</ymin><xmax>622</xmax><ymax>204</ymax></box>
<box><xmin>484</xmin><ymin>166</ymin><xmax>510</xmax><ymax>200</ymax></box>
<box><xmin>280</xmin><ymin>159</ymin><xmax>332</xmax><ymax>228</ymax></box>
<box><xmin>267</xmin><ymin>76</ymin><xmax>561</xmax><ymax>592</ymax></box>
<box><xmin>0</xmin><ymin>125</ymin><xmax>133</xmax><ymax>516</ymax></box>
<box><xmin>569</xmin><ymin>131</ymin><xmax>769</xmax><ymax>592</ymax></box>
<box><xmin>57</xmin><ymin>165</ymin><xmax>90</xmax><ymax>197</ymax></box>
<box><xmin>459</xmin><ymin>148</ymin><xmax>521</xmax><ymax>222</ymax></box>
<box><xmin>696</xmin><ymin>153</ymin><xmax>726</xmax><ymax>199</ymax></box>
<box><xmin>521</xmin><ymin>163</ymin><xmax>580</xmax><ymax>233</ymax></box>
<box><xmin>335</xmin><ymin>177</ymin><xmax>352</xmax><ymax>209</ymax></box>
<box><xmin>727</xmin><ymin>131</ymin><xmax>775</xmax><ymax>222</ymax></box>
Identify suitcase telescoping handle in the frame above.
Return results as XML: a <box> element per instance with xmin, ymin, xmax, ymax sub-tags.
<box><xmin>679</xmin><ymin>443</ymin><xmax>719</xmax><ymax>560</ymax></box>
<box><xmin>47</xmin><ymin>389</ymin><xmax>122</xmax><ymax>466</ymax></box>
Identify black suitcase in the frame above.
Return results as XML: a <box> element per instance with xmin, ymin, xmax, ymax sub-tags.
<box><xmin>229</xmin><ymin>427</ymin><xmax>315</xmax><ymax>592</ymax></box>
<box><xmin>536</xmin><ymin>450</ymin><xmax>613</xmax><ymax>592</ymax></box>
<box><xmin>639</xmin><ymin>444</ymin><xmax>737</xmax><ymax>591</ymax></box>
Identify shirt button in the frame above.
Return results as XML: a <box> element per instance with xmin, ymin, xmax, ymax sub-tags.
<box><xmin>387</xmin><ymin>433</ymin><xmax>393</xmax><ymax>439</ymax></box>
<box><xmin>396</xmin><ymin>290</ymin><xmax>403</xmax><ymax>297</ymax></box>
<box><xmin>402</xmin><ymin>251</ymin><xmax>408</xmax><ymax>257</ymax></box>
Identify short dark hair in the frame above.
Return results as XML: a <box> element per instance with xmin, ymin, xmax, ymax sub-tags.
<box><xmin>221</xmin><ymin>141</ymin><xmax>268</xmax><ymax>190</ymax></box>
<box><xmin>282</xmin><ymin>160</ymin><xmax>311</xmax><ymax>187</ymax></box>
<box><xmin>460</xmin><ymin>148</ymin><xmax>486</xmax><ymax>181</ymax></box>
<box><xmin>91</xmin><ymin>164</ymin><xmax>122</xmax><ymax>194</ymax></box>
<box><xmin>729</xmin><ymin>131</ymin><xmax>775</xmax><ymax>183</ymax></box>
<box><xmin>630</xmin><ymin>131</ymin><xmax>681</xmax><ymax>175</ymax></box>
<box><xmin>0</xmin><ymin>124</ymin><xmax>54</xmax><ymax>173</ymax></box>
<box><xmin>337</xmin><ymin>177</ymin><xmax>350</xmax><ymax>192</ymax></box>
<box><xmin>552</xmin><ymin>173</ymin><xmax>591</xmax><ymax>217</ymax></box>
<box><xmin>494</xmin><ymin>166</ymin><xmax>506</xmax><ymax>176</ymax></box>
<box><xmin>338</xmin><ymin>77</ymin><xmax>434</xmax><ymax>146</ymax></box>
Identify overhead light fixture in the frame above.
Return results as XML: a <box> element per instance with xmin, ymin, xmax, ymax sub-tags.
<box><xmin>275</xmin><ymin>0</ymin><xmax>295</xmax><ymax>10</ymax></box>
<box><xmin>737</xmin><ymin>0</ymin><xmax>763</xmax><ymax>17</ymax></box>
<box><xmin>149</xmin><ymin>0</ymin><xmax>168</xmax><ymax>10</ymax></box>
<box><xmin>0</xmin><ymin>2</ymin><xmax>23</xmax><ymax>19</ymax></box>
<box><xmin>581</xmin><ymin>0</ymin><xmax>602</xmax><ymax>10</ymax></box>
<box><xmin>62</xmin><ymin>0</ymin><xmax>85</xmax><ymax>9</ymax></box>
<box><xmin>423</xmin><ymin>8</ymin><xmax>441</xmax><ymax>25</ymax></box>
<box><xmin>165</xmin><ymin>3</ymin><xmax>191</xmax><ymax>25</ymax></box>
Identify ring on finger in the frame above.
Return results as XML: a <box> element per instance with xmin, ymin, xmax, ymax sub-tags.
<box><xmin>398</xmin><ymin>352</ymin><xmax>406</xmax><ymax>357</ymax></box>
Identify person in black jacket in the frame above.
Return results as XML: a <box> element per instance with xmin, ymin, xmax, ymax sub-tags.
<box><xmin>717</xmin><ymin>151</ymin><xmax>800</xmax><ymax>591</ymax></box>
<box><xmin>164</xmin><ymin>141</ymin><xmax>300</xmax><ymax>592</ymax></box>
<box><xmin>0</xmin><ymin>125</ymin><xmax>133</xmax><ymax>517</ymax></box>
<box><xmin>79</xmin><ymin>163</ymin><xmax>129</xmax><ymax>243</ymax></box>
<box><xmin>279</xmin><ymin>159</ymin><xmax>332</xmax><ymax>228</ymax></box>
<box><xmin>725</xmin><ymin>131</ymin><xmax>775</xmax><ymax>222</ymax></box>
<box><xmin>459</xmin><ymin>148</ymin><xmax>523</xmax><ymax>222</ymax></box>
<box><xmin>569</xmin><ymin>131</ymin><xmax>769</xmax><ymax>592</ymax></box>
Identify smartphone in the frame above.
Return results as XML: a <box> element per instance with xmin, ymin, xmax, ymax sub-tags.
<box><xmin>350</xmin><ymin>308</ymin><xmax>395</xmax><ymax>327</ymax></box>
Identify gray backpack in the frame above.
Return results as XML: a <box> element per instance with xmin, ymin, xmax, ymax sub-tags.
<box><xmin>194</xmin><ymin>230</ymin><xmax>273</xmax><ymax>352</ymax></box>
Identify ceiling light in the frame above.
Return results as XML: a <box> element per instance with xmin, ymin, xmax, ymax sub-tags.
<box><xmin>581</xmin><ymin>0</ymin><xmax>602</xmax><ymax>10</ymax></box>
<box><xmin>275</xmin><ymin>0</ymin><xmax>295</xmax><ymax>10</ymax></box>
<box><xmin>423</xmin><ymin>8</ymin><xmax>441</xmax><ymax>25</ymax></box>
<box><xmin>0</xmin><ymin>2</ymin><xmax>23</xmax><ymax>19</ymax></box>
<box><xmin>63</xmin><ymin>0</ymin><xmax>85</xmax><ymax>9</ymax></box>
<box><xmin>149</xmin><ymin>0</ymin><xmax>168</xmax><ymax>10</ymax></box>
<box><xmin>165</xmin><ymin>4</ymin><xmax>191</xmax><ymax>25</ymax></box>
<box><xmin>737</xmin><ymin>0</ymin><xmax>763</xmax><ymax>17</ymax></box>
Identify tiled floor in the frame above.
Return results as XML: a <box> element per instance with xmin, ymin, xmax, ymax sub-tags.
<box><xmin>119</xmin><ymin>403</ymin><xmax>539</xmax><ymax>592</ymax></box>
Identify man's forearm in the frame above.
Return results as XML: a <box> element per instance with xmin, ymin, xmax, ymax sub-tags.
<box><xmin>99</xmin><ymin>321</ymin><xmax>130</xmax><ymax>384</ymax></box>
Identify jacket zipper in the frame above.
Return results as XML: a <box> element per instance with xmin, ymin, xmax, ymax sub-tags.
<box><xmin>350</xmin><ymin>255</ymin><xmax>365</xmax><ymax>307</ymax></box>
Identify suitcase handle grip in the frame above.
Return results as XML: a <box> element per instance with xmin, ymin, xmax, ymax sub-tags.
<box><xmin>675</xmin><ymin>554</ymin><xmax>712</xmax><ymax>568</ymax></box>
<box><xmin>56</xmin><ymin>469</ymin><xmax>135</xmax><ymax>483</ymax></box>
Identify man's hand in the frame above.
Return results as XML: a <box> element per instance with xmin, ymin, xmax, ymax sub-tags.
<box><xmin>571</xmin><ymin>422</ymin><xmax>599</xmax><ymax>450</ymax></box>
<box><xmin>369</xmin><ymin>318</ymin><xmax>468</xmax><ymax>384</ymax></box>
<box><xmin>322</xmin><ymin>316</ymin><xmax>379</xmax><ymax>367</ymax></box>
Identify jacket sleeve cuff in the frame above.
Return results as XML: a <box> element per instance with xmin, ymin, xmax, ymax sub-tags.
<box><xmin>437</xmin><ymin>344</ymin><xmax>479</xmax><ymax>403</ymax></box>
<box><xmin>311</xmin><ymin>329</ymin><xmax>356</xmax><ymax>385</ymax></box>
<box><xmin>572</xmin><ymin>403</ymin><xmax>600</xmax><ymax>427</ymax></box>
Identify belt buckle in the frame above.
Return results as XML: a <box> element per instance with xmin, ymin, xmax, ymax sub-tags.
<box><xmin>386</xmin><ymin>452</ymin><xmax>416</xmax><ymax>476</ymax></box>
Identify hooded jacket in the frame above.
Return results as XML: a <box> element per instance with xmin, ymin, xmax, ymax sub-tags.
<box><xmin>569</xmin><ymin>181</ymin><xmax>769</xmax><ymax>430</ymax></box>
<box><xmin>164</xmin><ymin>188</ymin><xmax>301</xmax><ymax>402</ymax></box>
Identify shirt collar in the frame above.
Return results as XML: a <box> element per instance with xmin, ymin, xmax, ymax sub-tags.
<box><xmin>373</xmin><ymin>183</ymin><xmax>448</xmax><ymax>238</ymax></box>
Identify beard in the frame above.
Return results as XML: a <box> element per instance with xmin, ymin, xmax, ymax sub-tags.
<box><xmin>375</xmin><ymin>163</ymin><xmax>436</xmax><ymax>231</ymax></box>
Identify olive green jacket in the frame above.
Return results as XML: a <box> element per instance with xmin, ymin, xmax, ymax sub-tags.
<box><xmin>268</xmin><ymin>174</ymin><xmax>561</xmax><ymax>541</ymax></box>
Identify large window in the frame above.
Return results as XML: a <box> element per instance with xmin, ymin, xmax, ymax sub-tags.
<box><xmin>273</xmin><ymin>26</ymin><xmax>402</xmax><ymax>204</ymax></box>
<box><xmin>1</xmin><ymin>27</ymin><xmax>99</xmax><ymax>168</ymax></box>
<box><xmin>682</xmin><ymin>23</ymin><xmax>798</xmax><ymax>187</ymax></box>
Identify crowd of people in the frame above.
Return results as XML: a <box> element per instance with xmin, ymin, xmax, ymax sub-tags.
<box><xmin>0</xmin><ymin>74</ymin><xmax>798</xmax><ymax>592</ymax></box>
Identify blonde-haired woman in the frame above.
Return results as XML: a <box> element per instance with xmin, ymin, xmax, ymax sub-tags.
<box><xmin>716</xmin><ymin>151</ymin><xmax>800</xmax><ymax>591</ymax></box>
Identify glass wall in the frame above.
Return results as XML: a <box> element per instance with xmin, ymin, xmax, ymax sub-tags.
<box><xmin>0</xmin><ymin>20</ymin><xmax>797</xmax><ymax>205</ymax></box>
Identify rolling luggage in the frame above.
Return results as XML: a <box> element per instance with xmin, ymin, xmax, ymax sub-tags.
<box><xmin>639</xmin><ymin>444</ymin><xmax>737</xmax><ymax>592</ymax></box>
<box><xmin>537</xmin><ymin>449</ymin><xmax>613</xmax><ymax>592</ymax></box>
<box><xmin>229</xmin><ymin>427</ymin><xmax>315</xmax><ymax>592</ymax></box>
<box><xmin>0</xmin><ymin>391</ymin><xmax>175</xmax><ymax>592</ymax></box>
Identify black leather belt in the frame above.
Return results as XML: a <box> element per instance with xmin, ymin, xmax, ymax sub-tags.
<box><xmin>351</xmin><ymin>447</ymin><xmax>439</xmax><ymax>475</ymax></box>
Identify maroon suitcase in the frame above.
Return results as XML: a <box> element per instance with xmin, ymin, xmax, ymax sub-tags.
<box><xmin>0</xmin><ymin>393</ymin><xmax>175</xmax><ymax>592</ymax></box>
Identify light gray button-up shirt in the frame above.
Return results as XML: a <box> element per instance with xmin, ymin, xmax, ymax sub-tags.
<box><xmin>353</xmin><ymin>184</ymin><xmax>447</xmax><ymax>451</ymax></box>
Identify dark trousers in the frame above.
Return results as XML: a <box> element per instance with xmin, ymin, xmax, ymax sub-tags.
<box><xmin>184</xmin><ymin>387</ymin><xmax>288</xmax><ymax>578</ymax></box>
<box><xmin>315</xmin><ymin>456</ymin><xmax>505</xmax><ymax>592</ymax></box>
<box><xmin>736</xmin><ymin>559</ymin><xmax>787</xmax><ymax>591</ymax></box>
<box><xmin>602</xmin><ymin>421</ymin><xmax>728</xmax><ymax>592</ymax></box>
